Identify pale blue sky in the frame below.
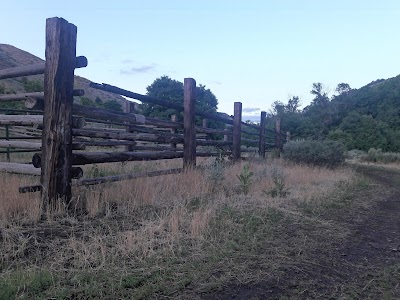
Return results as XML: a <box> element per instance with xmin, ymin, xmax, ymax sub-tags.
<box><xmin>1</xmin><ymin>1</ymin><xmax>400</xmax><ymax>118</ymax></box>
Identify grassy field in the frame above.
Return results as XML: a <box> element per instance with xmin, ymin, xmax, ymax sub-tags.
<box><xmin>1</xmin><ymin>157</ymin><xmax>398</xmax><ymax>299</ymax></box>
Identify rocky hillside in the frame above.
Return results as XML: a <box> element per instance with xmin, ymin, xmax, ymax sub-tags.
<box><xmin>0</xmin><ymin>44</ymin><xmax>127</xmax><ymax>107</ymax></box>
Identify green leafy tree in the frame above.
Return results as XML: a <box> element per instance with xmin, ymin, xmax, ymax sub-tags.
<box><xmin>140</xmin><ymin>75</ymin><xmax>219</xmax><ymax>122</ymax></box>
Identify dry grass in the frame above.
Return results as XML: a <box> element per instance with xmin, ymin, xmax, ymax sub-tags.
<box><xmin>0</xmin><ymin>157</ymin><xmax>357</xmax><ymax>298</ymax></box>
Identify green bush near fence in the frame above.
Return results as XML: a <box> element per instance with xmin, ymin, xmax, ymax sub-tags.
<box><xmin>362</xmin><ymin>148</ymin><xmax>400</xmax><ymax>164</ymax></box>
<box><xmin>283</xmin><ymin>140</ymin><xmax>345</xmax><ymax>168</ymax></box>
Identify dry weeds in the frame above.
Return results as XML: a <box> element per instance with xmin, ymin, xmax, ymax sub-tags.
<box><xmin>0</xmin><ymin>157</ymin><xmax>357</xmax><ymax>298</ymax></box>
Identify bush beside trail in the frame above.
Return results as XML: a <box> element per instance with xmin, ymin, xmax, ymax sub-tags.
<box><xmin>283</xmin><ymin>140</ymin><xmax>345</xmax><ymax>168</ymax></box>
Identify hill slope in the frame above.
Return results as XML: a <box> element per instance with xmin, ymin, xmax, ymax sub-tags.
<box><xmin>0</xmin><ymin>44</ymin><xmax>127</xmax><ymax>107</ymax></box>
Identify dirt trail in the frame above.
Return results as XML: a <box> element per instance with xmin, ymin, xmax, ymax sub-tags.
<box><xmin>204</xmin><ymin>165</ymin><xmax>400</xmax><ymax>299</ymax></box>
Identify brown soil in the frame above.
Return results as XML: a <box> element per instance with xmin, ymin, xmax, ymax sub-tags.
<box><xmin>202</xmin><ymin>165</ymin><xmax>400</xmax><ymax>300</ymax></box>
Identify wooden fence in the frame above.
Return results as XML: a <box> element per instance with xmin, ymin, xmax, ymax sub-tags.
<box><xmin>0</xmin><ymin>17</ymin><xmax>288</xmax><ymax>212</ymax></box>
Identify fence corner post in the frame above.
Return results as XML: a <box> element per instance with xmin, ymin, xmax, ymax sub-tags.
<box><xmin>41</xmin><ymin>17</ymin><xmax>77</xmax><ymax>212</ymax></box>
<box><xmin>258</xmin><ymin>111</ymin><xmax>266</xmax><ymax>158</ymax></box>
<box><xmin>232</xmin><ymin>102</ymin><xmax>242</xmax><ymax>161</ymax></box>
<box><xmin>125</xmin><ymin>101</ymin><xmax>135</xmax><ymax>151</ymax></box>
<box><xmin>183</xmin><ymin>78</ymin><xmax>196</xmax><ymax>168</ymax></box>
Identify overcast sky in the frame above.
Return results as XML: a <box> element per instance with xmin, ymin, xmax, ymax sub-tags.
<box><xmin>1</xmin><ymin>0</ymin><xmax>400</xmax><ymax>119</ymax></box>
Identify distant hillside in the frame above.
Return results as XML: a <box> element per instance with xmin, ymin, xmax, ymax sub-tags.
<box><xmin>272</xmin><ymin>75</ymin><xmax>400</xmax><ymax>152</ymax></box>
<box><xmin>0</xmin><ymin>44</ymin><xmax>127</xmax><ymax>108</ymax></box>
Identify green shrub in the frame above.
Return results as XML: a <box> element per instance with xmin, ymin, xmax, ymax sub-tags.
<box><xmin>363</xmin><ymin>148</ymin><xmax>400</xmax><ymax>164</ymax></box>
<box><xmin>283</xmin><ymin>140</ymin><xmax>345</xmax><ymax>168</ymax></box>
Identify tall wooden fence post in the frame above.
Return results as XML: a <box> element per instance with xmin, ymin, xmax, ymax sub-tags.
<box><xmin>286</xmin><ymin>131</ymin><xmax>291</xmax><ymax>143</ymax></box>
<box><xmin>275</xmin><ymin>117</ymin><xmax>281</xmax><ymax>152</ymax></box>
<box><xmin>232</xmin><ymin>102</ymin><xmax>242</xmax><ymax>161</ymax></box>
<box><xmin>183</xmin><ymin>78</ymin><xmax>196</xmax><ymax>168</ymax></box>
<box><xmin>258</xmin><ymin>111</ymin><xmax>266</xmax><ymax>158</ymax></box>
<box><xmin>41</xmin><ymin>17</ymin><xmax>77</xmax><ymax>211</ymax></box>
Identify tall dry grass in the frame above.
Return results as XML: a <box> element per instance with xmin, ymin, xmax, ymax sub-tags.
<box><xmin>0</xmin><ymin>158</ymin><xmax>355</xmax><ymax>270</ymax></box>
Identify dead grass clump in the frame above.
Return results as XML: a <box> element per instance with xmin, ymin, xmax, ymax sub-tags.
<box><xmin>0</xmin><ymin>173</ymin><xmax>41</xmax><ymax>225</ymax></box>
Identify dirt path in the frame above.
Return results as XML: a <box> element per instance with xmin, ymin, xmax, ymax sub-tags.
<box><xmin>204</xmin><ymin>165</ymin><xmax>400</xmax><ymax>299</ymax></box>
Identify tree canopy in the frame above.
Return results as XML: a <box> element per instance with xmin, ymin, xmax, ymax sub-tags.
<box><xmin>269</xmin><ymin>77</ymin><xmax>400</xmax><ymax>152</ymax></box>
<box><xmin>140</xmin><ymin>75</ymin><xmax>218</xmax><ymax>121</ymax></box>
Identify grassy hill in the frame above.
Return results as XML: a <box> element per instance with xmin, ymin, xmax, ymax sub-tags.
<box><xmin>0</xmin><ymin>44</ymin><xmax>127</xmax><ymax>108</ymax></box>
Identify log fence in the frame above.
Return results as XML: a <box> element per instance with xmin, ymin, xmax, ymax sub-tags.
<box><xmin>0</xmin><ymin>17</ymin><xmax>289</xmax><ymax>213</ymax></box>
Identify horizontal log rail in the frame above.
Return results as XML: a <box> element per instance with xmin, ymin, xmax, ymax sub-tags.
<box><xmin>73</xmin><ymin>103</ymin><xmax>182</xmax><ymax>129</ymax></box>
<box><xmin>0</xmin><ymin>92</ymin><xmax>44</xmax><ymax>102</ymax></box>
<box><xmin>72</xmin><ymin>128</ymin><xmax>184</xmax><ymax>144</ymax></box>
<box><xmin>0</xmin><ymin>115</ymin><xmax>42</xmax><ymax>126</ymax></box>
<box><xmin>0</xmin><ymin>108</ymin><xmax>43</xmax><ymax>114</ymax></box>
<box><xmin>0</xmin><ymin>162</ymin><xmax>41</xmax><ymax>176</ymax></box>
<box><xmin>0</xmin><ymin>115</ymin><xmax>84</xmax><ymax>128</ymax></box>
<box><xmin>32</xmin><ymin>151</ymin><xmax>185</xmax><ymax>167</ymax></box>
<box><xmin>0</xmin><ymin>149</ymin><xmax>38</xmax><ymax>154</ymax></box>
<box><xmin>0</xmin><ymin>141</ymin><xmax>41</xmax><ymax>150</ymax></box>
<box><xmin>0</xmin><ymin>56</ymin><xmax>87</xmax><ymax>80</ymax></box>
<box><xmin>77</xmin><ymin>168</ymin><xmax>183</xmax><ymax>186</ymax></box>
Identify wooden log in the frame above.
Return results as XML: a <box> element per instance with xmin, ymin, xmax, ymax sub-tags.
<box><xmin>0</xmin><ymin>141</ymin><xmax>41</xmax><ymax>150</ymax></box>
<box><xmin>90</xmin><ymin>82</ymin><xmax>235</xmax><ymax>125</ymax></box>
<box><xmin>259</xmin><ymin>111</ymin><xmax>266</xmax><ymax>157</ymax></box>
<box><xmin>0</xmin><ymin>56</ymin><xmax>87</xmax><ymax>80</ymax></box>
<box><xmin>275</xmin><ymin>117</ymin><xmax>281</xmax><ymax>152</ymax></box>
<box><xmin>73</xmin><ymin>103</ymin><xmax>182</xmax><ymax>129</ymax></box>
<box><xmin>40</xmin><ymin>17</ymin><xmax>77</xmax><ymax>208</ymax></box>
<box><xmin>72</xmin><ymin>128</ymin><xmax>184</xmax><ymax>143</ymax></box>
<box><xmin>77</xmin><ymin>168</ymin><xmax>183</xmax><ymax>186</ymax></box>
<box><xmin>0</xmin><ymin>114</ymin><xmax>83</xmax><ymax>128</ymax></box>
<box><xmin>183</xmin><ymin>78</ymin><xmax>196</xmax><ymax>168</ymax></box>
<box><xmin>0</xmin><ymin>115</ymin><xmax>42</xmax><ymax>126</ymax></box>
<box><xmin>24</xmin><ymin>89</ymin><xmax>83</xmax><ymax>109</ymax></box>
<box><xmin>286</xmin><ymin>131</ymin><xmax>291</xmax><ymax>143</ymax></box>
<box><xmin>33</xmin><ymin>151</ymin><xmax>184</xmax><ymax>167</ymax></box>
<box><xmin>232</xmin><ymin>102</ymin><xmax>242</xmax><ymax>160</ymax></box>
<box><xmin>0</xmin><ymin>162</ymin><xmax>40</xmax><ymax>175</ymax></box>
<box><xmin>0</xmin><ymin>92</ymin><xmax>44</xmax><ymax>102</ymax></box>
<box><xmin>19</xmin><ymin>185</ymin><xmax>42</xmax><ymax>193</ymax></box>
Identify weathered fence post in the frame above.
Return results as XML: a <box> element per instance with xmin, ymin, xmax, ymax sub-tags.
<box><xmin>170</xmin><ymin>114</ymin><xmax>177</xmax><ymax>149</ymax></box>
<box><xmin>183</xmin><ymin>78</ymin><xmax>196</xmax><ymax>168</ymax></box>
<box><xmin>41</xmin><ymin>17</ymin><xmax>77</xmax><ymax>211</ymax></box>
<box><xmin>258</xmin><ymin>111</ymin><xmax>266</xmax><ymax>158</ymax></box>
<box><xmin>125</xmin><ymin>101</ymin><xmax>135</xmax><ymax>151</ymax></box>
<box><xmin>232</xmin><ymin>102</ymin><xmax>242</xmax><ymax>160</ymax></box>
<box><xmin>286</xmin><ymin>131</ymin><xmax>291</xmax><ymax>143</ymax></box>
<box><xmin>275</xmin><ymin>117</ymin><xmax>281</xmax><ymax>152</ymax></box>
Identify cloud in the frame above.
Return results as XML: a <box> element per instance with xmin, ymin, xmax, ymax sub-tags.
<box><xmin>120</xmin><ymin>64</ymin><xmax>156</xmax><ymax>75</ymax></box>
<box><xmin>242</xmin><ymin>107</ymin><xmax>261</xmax><ymax>113</ymax></box>
<box><xmin>121</xmin><ymin>59</ymin><xmax>134</xmax><ymax>64</ymax></box>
